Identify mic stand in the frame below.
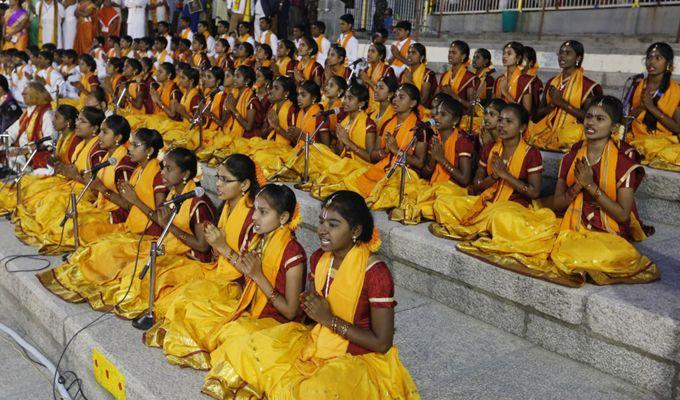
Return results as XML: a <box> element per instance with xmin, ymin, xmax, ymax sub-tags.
<box><xmin>269</xmin><ymin>116</ymin><xmax>328</xmax><ymax>184</ymax></box>
<box><xmin>114</xmin><ymin>83</ymin><xmax>129</xmax><ymax>114</ymax></box>
<box><xmin>384</xmin><ymin>134</ymin><xmax>419</xmax><ymax>208</ymax></box>
<box><xmin>620</xmin><ymin>75</ymin><xmax>642</xmax><ymax>143</ymax></box>
<box><xmin>58</xmin><ymin>174</ymin><xmax>97</xmax><ymax>256</ymax></box>
<box><xmin>132</xmin><ymin>205</ymin><xmax>179</xmax><ymax>330</ymax></box>
<box><xmin>189</xmin><ymin>95</ymin><xmax>214</xmax><ymax>151</ymax></box>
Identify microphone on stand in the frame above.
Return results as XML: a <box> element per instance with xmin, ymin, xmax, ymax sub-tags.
<box><xmin>349</xmin><ymin>57</ymin><xmax>368</xmax><ymax>68</ymax></box>
<box><xmin>159</xmin><ymin>186</ymin><xmax>205</xmax><ymax>208</ymax></box>
<box><xmin>83</xmin><ymin>157</ymin><xmax>117</xmax><ymax>175</ymax></box>
<box><xmin>206</xmin><ymin>85</ymin><xmax>224</xmax><ymax>98</ymax></box>
<box><xmin>411</xmin><ymin>119</ymin><xmax>436</xmax><ymax>131</ymax></box>
<box><xmin>22</xmin><ymin>135</ymin><xmax>56</xmax><ymax>149</ymax></box>
<box><xmin>314</xmin><ymin>108</ymin><xmax>341</xmax><ymax>117</ymax></box>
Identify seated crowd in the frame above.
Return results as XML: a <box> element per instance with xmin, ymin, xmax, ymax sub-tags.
<box><xmin>0</xmin><ymin>11</ymin><xmax>677</xmax><ymax>399</ymax></box>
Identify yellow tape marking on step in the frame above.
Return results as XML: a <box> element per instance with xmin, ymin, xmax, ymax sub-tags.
<box><xmin>92</xmin><ymin>348</ymin><xmax>126</xmax><ymax>400</ymax></box>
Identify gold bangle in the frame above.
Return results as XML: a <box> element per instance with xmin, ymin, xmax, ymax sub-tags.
<box><xmin>267</xmin><ymin>288</ymin><xmax>280</xmax><ymax>303</ymax></box>
<box><xmin>338</xmin><ymin>320</ymin><xmax>350</xmax><ymax>337</ymax></box>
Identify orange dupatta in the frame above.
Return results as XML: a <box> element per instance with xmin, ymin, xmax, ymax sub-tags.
<box><xmin>355</xmin><ymin>112</ymin><xmax>418</xmax><ymax>197</ymax></box>
<box><xmin>224</xmin><ymin>87</ymin><xmax>254</xmax><ymax>137</ymax></box>
<box><xmin>631</xmin><ymin>79</ymin><xmax>680</xmax><ymax>138</ymax></box>
<box><xmin>268</xmin><ymin>99</ymin><xmax>295</xmax><ymax>144</ymax></box>
<box><xmin>123</xmin><ymin>159</ymin><xmax>161</xmax><ymax>234</ymax></box>
<box><xmin>430</xmin><ymin>128</ymin><xmax>466</xmax><ymax>184</ymax></box>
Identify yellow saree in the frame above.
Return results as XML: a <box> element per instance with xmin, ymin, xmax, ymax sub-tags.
<box><xmin>202</xmin><ymin>244</ymin><xmax>420</xmax><ymax>400</ymax></box>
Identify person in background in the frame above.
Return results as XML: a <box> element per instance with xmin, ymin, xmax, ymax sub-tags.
<box><xmin>336</xmin><ymin>13</ymin><xmax>358</xmax><ymax>64</ymax></box>
<box><xmin>387</xmin><ymin>20</ymin><xmax>412</xmax><ymax>79</ymax></box>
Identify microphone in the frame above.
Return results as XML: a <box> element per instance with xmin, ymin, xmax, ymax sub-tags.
<box><xmin>159</xmin><ymin>187</ymin><xmax>205</xmax><ymax>208</ymax></box>
<box><xmin>411</xmin><ymin>119</ymin><xmax>436</xmax><ymax>131</ymax></box>
<box><xmin>22</xmin><ymin>135</ymin><xmax>56</xmax><ymax>149</ymax></box>
<box><xmin>350</xmin><ymin>57</ymin><xmax>367</xmax><ymax>67</ymax></box>
<box><xmin>207</xmin><ymin>85</ymin><xmax>224</xmax><ymax>98</ymax></box>
<box><xmin>83</xmin><ymin>157</ymin><xmax>117</xmax><ymax>175</ymax></box>
<box><xmin>315</xmin><ymin>108</ymin><xmax>341</xmax><ymax>117</ymax></box>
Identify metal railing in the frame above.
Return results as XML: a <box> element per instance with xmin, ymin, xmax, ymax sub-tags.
<box><xmin>345</xmin><ymin>0</ymin><xmax>434</xmax><ymax>34</ymax></box>
<box><xmin>433</xmin><ymin>0</ymin><xmax>680</xmax><ymax>14</ymax></box>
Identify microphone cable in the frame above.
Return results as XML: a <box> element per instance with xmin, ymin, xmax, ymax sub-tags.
<box><xmin>51</xmin><ymin>219</ymin><xmax>151</xmax><ymax>400</ymax></box>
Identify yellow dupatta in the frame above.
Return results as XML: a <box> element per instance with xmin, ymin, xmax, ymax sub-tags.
<box><xmin>225</xmin><ymin>226</ymin><xmax>291</xmax><ymax>322</ymax></box>
<box><xmin>94</xmin><ymin>145</ymin><xmax>130</xmax><ymax>211</ymax></box>
<box><xmin>224</xmin><ymin>87</ymin><xmax>254</xmax><ymax>137</ymax></box>
<box><xmin>295</xmin><ymin>243</ymin><xmax>372</xmax><ymax>375</ymax></box>
<box><xmin>370</xmin><ymin>103</ymin><xmax>395</xmax><ymax>134</ymax></box>
<box><xmin>496</xmin><ymin>67</ymin><xmax>522</xmax><ymax>102</ymax></box>
<box><xmin>461</xmin><ymin>138</ymin><xmax>530</xmax><ymax>225</ymax></box>
<box><xmin>55</xmin><ymin>130</ymin><xmax>78</xmax><ymax>164</ymax></box>
<box><xmin>155</xmin><ymin>80</ymin><xmax>178</xmax><ymax>116</ymax></box>
<box><xmin>268</xmin><ymin>99</ymin><xmax>295</xmax><ymax>144</ymax></box>
<box><xmin>430</xmin><ymin>128</ymin><xmax>464</xmax><ymax>184</ymax></box>
<box><xmin>161</xmin><ymin>180</ymin><xmax>200</xmax><ymax>255</ymax></box>
<box><xmin>125</xmin><ymin>79</ymin><xmax>146</xmax><ymax>115</ymax></box>
<box><xmin>72</xmin><ymin>136</ymin><xmax>99</xmax><ymax>172</ymax></box>
<box><xmin>440</xmin><ymin>63</ymin><xmax>474</xmax><ymax>96</ymax></box>
<box><xmin>124</xmin><ymin>158</ymin><xmax>161</xmax><ymax>234</ymax></box>
<box><xmin>410</xmin><ymin>64</ymin><xmax>426</xmax><ymax>91</ymax></box>
<box><xmin>547</xmin><ymin>69</ymin><xmax>584</xmax><ymax>128</ymax></box>
<box><xmin>560</xmin><ymin>140</ymin><xmax>646</xmax><ymax>240</ymax></box>
<box><xmin>631</xmin><ymin>79</ymin><xmax>680</xmax><ymax>138</ymax></box>
<box><xmin>181</xmin><ymin>87</ymin><xmax>200</xmax><ymax>117</ymax></box>
<box><xmin>340</xmin><ymin>111</ymin><xmax>369</xmax><ymax>159</ymax></box>
<box><xmin>214</xmin><ymin>195</ymin><xmax>254</xmax><ymax>280</ymax></box>
<box><xmin>296</xmin><ymin>58</ymin><xmax>316</xmax><ymax>81</ymax></box>
<box><xmin>276</xmin><ymin>57</ymin><xmax>292</xmax><ymax>76</ymax></box>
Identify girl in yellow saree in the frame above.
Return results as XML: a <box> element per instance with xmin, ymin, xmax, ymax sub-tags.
<box><xmin>311</xmin><ymin>84</ymin><xmax>377</xmax><ymax>199</ymax></box>
<box><xmin>0</xmin><ymin>103</ymin><xmax>79</xmax><ymax>216</ymax></box>
<box><xmin>493</xmin><ymin>42</ymin><xmax>535</xmax><ymax>115</ymax></box>
<box><xmin>39</xmin><ymin>115</ymin><xmax>137</xmax><ymax>253</ymax></box>
<box><xmin>390</xmin><ymin>95</ymin><xmax>474</xmax><ymax>224</ymax></box>
<box><xmin>120</xmin><ymin>58</ymin><xmax>148</xmax><ymax>116</ymax></box>
<box><xmin>321</xmin><ymin>75</ymin><xmax>347</xmax><ymax>134</ymax></box>
<box><xmin>370</xmin><ymin>75</ymin><xmax>398</xmax><ymax>134</ymax></box>
<box><xmin>201</xmin><ymin>191</ymin><xmax>419</xmax><ymax>400</ymax></box>
<box><xmin>400</xmin><ymin>43</ymin><xmax>437</xmax><ymax>109</ymax></box>
<box><xmin>37</xmin><ymin>128</ymin><xmax>167</xmax><ymax>302</ymax></box>
<box><xmin>438</xmin><ymin>40</ymin><xmax>482</xmax><ymax>135</ymax></box>
<box><xmin>359</xmin><ymin>43</ymin><xmax>396</xmax><ymax>114</ymax></box>
<box><xmin>154</xmin><ymin>67</ymin><xmax>202</xmax><ymax>149</ymax></box>
<box><xmin>628</xmin><ymin>42</ymin><xmax>680</xmax><ymax>171</ymax></box>
<box><xmin>293</xmin><ymin>36</ymin><xmax>323</xmax><ymax>88</ymax></box>
<box><xmin>429</xmin><ymin>103</ymin><xmax>554</xmax><ymax>262</ymax></box>
<box><xmin>14</xmin><ymin>106</ymin><xmax>107</xmax><ymax>247</ymax></box>
<box><xmin>39</xmin><ymin>147</ymin><xmax>215</xmax><ymax>313</ymax></box>
<box><xmin>147</xmin><ymin>62</ymin><xmax>182</xmax><ymax>123</ymax></box>
<box><xmin>146</xmin><ymin>183</ymin><xmax>307</xmax><ymax>374</ymax></box>
<box><xmin>343</xmin><ymin>83</ymin><xmax>426</xmax><ymax>211</ymax></box>
<box><xmin>526</xmin><ymin>40</ymin><xmax>603</xmax><ymax>152</ymax></box>
<box><xmin>194</xmin><ymin>67</ymin><xmax>230</xmax><ymax>161</ymax></box>
<box><xmin>142</xmin><ymin>154</ymin><xmax>260</xmax><ymax>367</ymax></box>
<box><xmin>540</xmin><ymin>96</ymin><xmax>658</xmax><ymax>286</ymax></box>
<box><xmin>201</xmin><ymin>66</ymin><xmax>259</xmax><ymax>164</ymax></box>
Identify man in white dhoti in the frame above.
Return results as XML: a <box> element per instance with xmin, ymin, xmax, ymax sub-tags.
<box><xmin>35</xmin><ymin>0</ymin><xmax>64</xmax><ymax>47</ymax></box>
<box><xmin>125</xmin><ymin>0</ymin><xmax>147</xmax><ymax>39</ymax></box>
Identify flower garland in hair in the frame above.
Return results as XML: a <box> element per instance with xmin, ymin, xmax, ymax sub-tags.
<box><xmin>254</xmin><ymin>162</ymin><xmax>267</xmax><ymax>187</ymax></box>
<box><xmin>367</xmin><ymin>226</ymin><xmax>381</xmax><ymax>253</ymax></box>
<box><xmin>288</xmin><ymin>202</ymin><xmax>301</xmax><ymax>231</ymax></box>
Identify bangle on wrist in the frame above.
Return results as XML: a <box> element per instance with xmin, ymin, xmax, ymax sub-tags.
<box><xmin>267</xmin><ymin>288</ymin><xmax>280</xmax><ymax>303</ymax></box>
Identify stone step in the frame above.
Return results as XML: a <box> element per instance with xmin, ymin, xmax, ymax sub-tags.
<box><xmin>0</xmin><ymin>216</ymin><xmax>666</xmax><ymax>400</ymax></box>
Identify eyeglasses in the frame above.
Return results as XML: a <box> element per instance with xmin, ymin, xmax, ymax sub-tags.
<box><xmin>216</xmin><ymin>174</ymin><xmax>240</xmax><ymax>183</ymax></box>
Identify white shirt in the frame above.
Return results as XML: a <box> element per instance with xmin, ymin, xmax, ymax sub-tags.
<box><xmin>6</xmin><ymin>106</ymin><xmax>57</xmax><ymax>173</ymax></box>
<box><xmin>37</xmin><ymin>0</ymin><xmax>64</xmax><ymax>48</ymax></box>
<box><xmin>258</xmin><ymin>30</ymin><xmax>278</xmax><ymax>58</ymax></box>
<box><xmin>337</xmin><ymin>33</ymin><xmax>359</xmax><ymax>64</ymax></box>
<box><xmin>37</xmin><ymin>67</ymin><xmax>64</xmax><ymax>100</ymax></box>
<box><xmin>313</xmin><ymin>35</ymin><xmax>330</xmax><ymax>66</ymax></box>
<box><xmin>206</xmin><ymin>35</ymin><xmax>216</xmax><ymax>57</ymax></box>
<box><xmin>389</xmin><ymin>37</ymin><xmax>411</xmax><ymax>78</ymax></box>
<box><xmin>59</xmin><ymin>64</ymin><xmax>81</xmax><ymax>99</ymax></box>
<box><xmin>126</xmin><ymin>0</ymin><xmax>148</xmax><ymax>39</ymax></box>
<box><xmin>10</xmin><ymin>64</ymin><xmax>34</xmax><ymax>104</ymax></box>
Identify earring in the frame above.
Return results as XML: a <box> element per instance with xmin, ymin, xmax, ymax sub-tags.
<box><xmin>146</xmin><ymin>153</ymin><xmax>152</xmax><ymax>160</ymax></box>
<box><xmin>352</xmin><ymin>236</ymin><xmax>357</xmax><ymax>244</ymax></box>
<box><xmin>182</xmin><ymin>177</ymin><xmax>188</xmax><ymax>184</ymax></box>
